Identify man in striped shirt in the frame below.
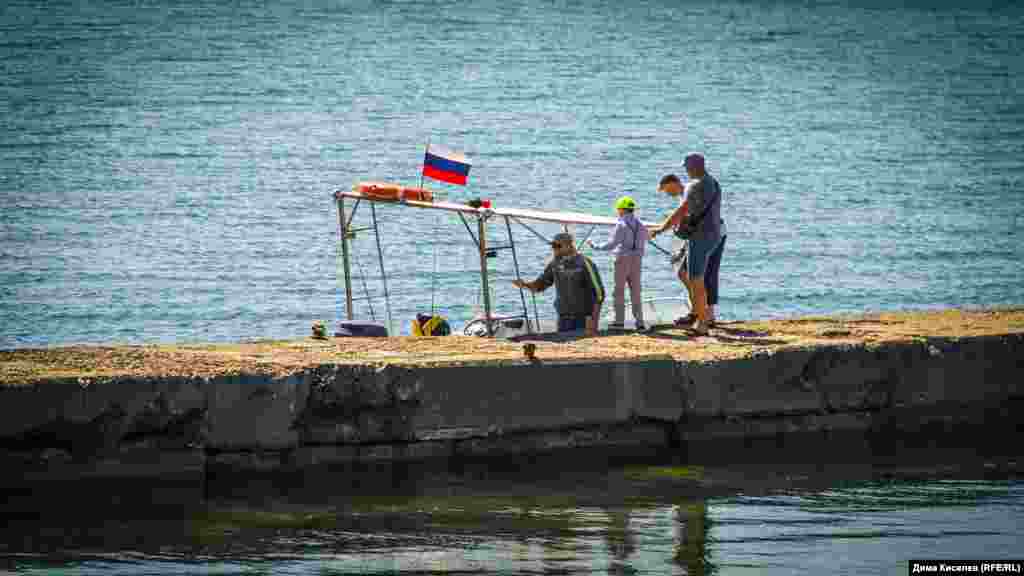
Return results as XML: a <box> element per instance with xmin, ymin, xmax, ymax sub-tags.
<box><xmin>513</xmin><ymin>232</ymin><xmax>605</xmax><ymax>335</ymax></box>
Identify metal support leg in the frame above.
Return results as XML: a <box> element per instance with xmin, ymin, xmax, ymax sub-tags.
<box><xmin>477</xmin><ymin>215</ymin><xmax>493</xmax><ymax>336</ymax></box>
<box><xmin>337</xmin><ymin>195</ymin><xmax>354</xmax><ymax>321</ymax></box>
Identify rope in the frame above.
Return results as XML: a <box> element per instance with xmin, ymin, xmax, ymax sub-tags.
<box><xmin>369</xmin><ymin>202</ymin><xmax>393</xmax><ymax>334</ymax></box>
<box><xmin>351</xmin><ymin>246</ymin><xmax>375</xmax><ymax>321</ymax></box>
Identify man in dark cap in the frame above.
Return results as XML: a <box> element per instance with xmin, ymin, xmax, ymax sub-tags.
<box><xmin>513</xmin><ymin>232</ymin><xmax>605</xmax><ymax>335</ymax></box>
<box><xmin>651</xmin><ymin>153</ymin><xmax>723</xmax><ymax>335</ymax></box>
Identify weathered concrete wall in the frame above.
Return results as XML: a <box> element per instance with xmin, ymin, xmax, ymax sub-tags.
<box><xmin>1</xmin><ymin>334</ymin><xmax>1021</xmax><ymax>489</ymax></box>
<box><xmin>0</xmin><ymin>375</ymin><xmax>207</xmax><ymax>490</ymax></box>
<box><xmin>676</xmin><ymin>334</ymin><xmax>1024</xmax><ymax>463</ymax></box>
<box><xmin>409</xmin><ymin>360</ymin><xmax>682</xmax><ymax>437</ymax></box>
<box><xmin>678</xmin><ymin>335</ymin><xmax>1022</xmax><ymax>418</ymax></box>
<box><xmin>206</xmin><ymin>373</ymin><xmax>306</xmax><ymax>450</ymax></box>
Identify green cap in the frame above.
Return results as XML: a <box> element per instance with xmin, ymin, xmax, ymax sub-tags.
<box><xmin>615</xmin><ymin>196</ymin><xmax>636</xmax><ymax>210</ymax></box>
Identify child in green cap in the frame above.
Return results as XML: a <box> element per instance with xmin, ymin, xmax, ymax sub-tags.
<box><xmin>586</xmin><ymin>196</ymin><xmax>649</xmax><ymax>331</ymax></box>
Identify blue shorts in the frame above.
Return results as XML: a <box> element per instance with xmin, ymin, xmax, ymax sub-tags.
<box><xmin>686</xmin><ymin>237</ymin><xmax>722</xmax><ymax>279</ymax></box>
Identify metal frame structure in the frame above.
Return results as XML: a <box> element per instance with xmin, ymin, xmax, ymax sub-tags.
<box><xmin>334</xmin><ymin>188</ymin><xmax>667</xmax><ymax>336</ymax></box>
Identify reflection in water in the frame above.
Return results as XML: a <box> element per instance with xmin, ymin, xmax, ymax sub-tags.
<box><xmin>1</xmin><ymin>463</ymin><xmax>1021</xmax><ymax>574</ymax></box>
<box><xmin>675</xmin><ymin>500</ymin><xmax>714</xmax><ymax>576</ymax></box>
<box><xmin>605</xmin><ymin>507</ymin><xmax>637</xmax><ymax>575</ymax></box>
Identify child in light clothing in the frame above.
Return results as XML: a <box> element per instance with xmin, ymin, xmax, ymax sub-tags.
<box><xmin>586</xmin><ymin>196</ymin><xmax>649</xmax><ymax>331</ymax></box>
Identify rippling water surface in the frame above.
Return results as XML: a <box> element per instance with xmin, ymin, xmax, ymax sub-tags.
<box><xmin>2</xmin><ymin>461</ymin><xmax>1022</xmax><ymax>575</ymax></box>
<box><xmin>2</xmin><ymin>0</ymin><xmax>1023</xmax><ymax>572</ymax></box>
<box><xmin>2</xmin><ymin>0</ymin><xmax>1022</xmax><ymax>345</ymax></box>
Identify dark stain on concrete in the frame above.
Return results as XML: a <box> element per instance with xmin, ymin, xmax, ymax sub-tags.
<box><xmin>294</xmin><ymin>364</ymin><xmax>423</xmax><ymax>445</ymax></box>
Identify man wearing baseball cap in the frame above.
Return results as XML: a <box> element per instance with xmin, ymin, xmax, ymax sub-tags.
<box><xmin>651</xmin><ymin>153</ymin><xmax>723</xmax><ymax>335</ymax></box>
<box><xmin>513</xmin><ymin>232</ymin><xmax>605</xmax><ymax>335</ymax></box>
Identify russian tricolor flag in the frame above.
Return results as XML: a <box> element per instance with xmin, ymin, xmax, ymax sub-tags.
<box><xmin>423</xmin><ymin>145</ymin><xmax>471</xmax><ymax>186</ymax></box>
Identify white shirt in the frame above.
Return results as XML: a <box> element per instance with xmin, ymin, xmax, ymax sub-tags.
<box><xmin>681</xmin><ymin>180</ymin><xmax>697</xmax><ymax>207</ymax></box>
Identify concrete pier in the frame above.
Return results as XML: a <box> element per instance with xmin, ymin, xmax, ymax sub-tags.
<box><xmin>1</xmin><ymin>309</ymin><xmax>1022</xmax><ymax>492</ymax></box>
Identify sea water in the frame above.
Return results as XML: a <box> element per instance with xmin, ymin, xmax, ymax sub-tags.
<box><xmin>1</xmin><ymin>0</ymin><xmax>1022</xmax><ymax>572</ymax></box>
<box><xmin>2</xmin><ymin>0</ymin><xmax>1022</xmax><ymax>344</ymax></box>
<box><xmin>2</xmin><ymin>459</ymin><xmax>1021</xmax><ymax>575</ymax></box>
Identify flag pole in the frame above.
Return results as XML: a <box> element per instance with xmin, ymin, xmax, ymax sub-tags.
<box><xmin>424</xmin><ymin>137</ymin><xmax>439</xmax><ymax>315</ymax></box>
<box><xmin>419</xmin><ymin>137</ymin><xmax>429</xmax><ymax>192</ymax></box>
